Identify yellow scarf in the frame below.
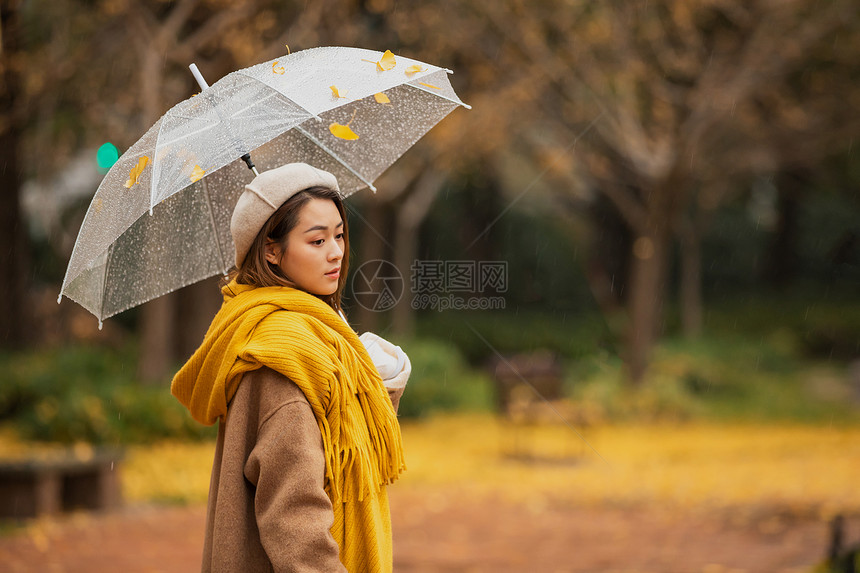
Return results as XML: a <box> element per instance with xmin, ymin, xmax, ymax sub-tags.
<box><xmin>171</xmin><ymin>280</ymin><xmax>405</xmax><ymax>571</ymax></box>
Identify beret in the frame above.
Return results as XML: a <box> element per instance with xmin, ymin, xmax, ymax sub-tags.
<box><xmin>230</xmin><ymin>163</ymin><xmax>340</xmax><ymax>267</ymax></box>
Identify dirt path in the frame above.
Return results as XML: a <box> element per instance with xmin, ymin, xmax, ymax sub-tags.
<box><xmin>0</xmin><ymin>488</ymin><xmax>853</xmax><ymax>572</ymax></box>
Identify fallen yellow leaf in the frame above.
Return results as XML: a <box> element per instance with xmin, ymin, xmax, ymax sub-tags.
<box><xmin>330</xmin><ymin>85</ymin><xmax>348</xmax><ymax>98</ymax></box>
<box><xmin>272</xmin><ymin>61</ymin><xmax>285</xmax><ymax>75</ymax></box>
<box><xmin>124</xmin><ymin>156</ymin><xmax>149</xmax><ymax>188</ymax></box>
<box><xmin>374</xmin><ymin>92</ymin><xmax>391</xmax><ymax>104</ymax></box>
<box><xmin>329</xmin><ymin>108</ymin><xmax>359</xmax><ymax>140</ymax></box>
<box><xmin>405</xmin><ymin>64</ymin><xmax>424</xmax><ymax>76</ymax></box>
<box><xmin>418</xmin><ymin>82</ymin><xmax>441</xmax><ymax>90</ymax></box>
<box><xmin>329</xmin><ymin>123</ymin><xmax>359</xmax><ymax>140</ymax></box>
<box><xmin>377</xmin><ymin>50</ymin><xmax>396</xmax><ymax>71</ymax></box>
<box><xmin>189</xmin><ymin>165</ymin><xmax>206</xmax><ymax>183</ymax></box>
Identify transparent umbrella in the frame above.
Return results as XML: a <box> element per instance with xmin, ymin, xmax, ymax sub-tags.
<box><xmin>59</xmin><ymin>46</ymin><xmax>469</xmax><ymax>325</ymax></box>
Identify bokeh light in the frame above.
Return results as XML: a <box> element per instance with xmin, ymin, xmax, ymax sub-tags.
<box><xmin>96</xmin><ymin>142</ymin><xmax>119</xmax><ymax>171</ymax></box>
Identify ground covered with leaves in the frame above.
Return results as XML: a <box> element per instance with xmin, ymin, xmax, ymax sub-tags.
<box><xmin>1</xmin><ymin>414</ymin><xmax>858</xmax><ymax>571</ymax></box>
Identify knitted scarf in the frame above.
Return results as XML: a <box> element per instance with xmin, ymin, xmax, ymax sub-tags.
<box><xmin>171</xmin><ymin>280</ymin><xmax>405</xmax><ymax>571</ymax></box>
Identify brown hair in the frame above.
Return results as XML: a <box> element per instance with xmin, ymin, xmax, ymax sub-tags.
<box><xmin>228</xmin><ymin>186</ymin><xmax>349</xmax><ymax>313</ymax></box>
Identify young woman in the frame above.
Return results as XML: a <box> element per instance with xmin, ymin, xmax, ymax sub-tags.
<box><xmin>171</xmin><ymin>163</ymin><xmax>409</xmax><ymax>572</ymax></box>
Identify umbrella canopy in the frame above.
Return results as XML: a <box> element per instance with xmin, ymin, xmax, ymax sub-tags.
<box><xmin>59</xmin><ymin>47</ymin><xmax>468</xmax><ymax>323</ymax></box>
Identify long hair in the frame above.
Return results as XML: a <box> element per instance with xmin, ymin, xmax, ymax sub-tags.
<box><xmin>228</xmin><ymin>186</ymin><xmax>349</xmax><ymax>313</ymax></box>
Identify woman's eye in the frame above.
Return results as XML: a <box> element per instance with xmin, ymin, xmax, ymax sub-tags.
<box><xmin>335</xmin><ymin>233</ymin><xmax>344</xmax><ymax>240</ymax></box>
<box><xmin>312</xmin><ymin>239</ymin><xmax>324</xmax><ymax>246</ymax></box>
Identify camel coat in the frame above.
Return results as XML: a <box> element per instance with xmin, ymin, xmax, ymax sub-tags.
<box><xmin>201</xmin><ymin>367</ymin><xmax>404</xmax><ymax>573</ymax></box>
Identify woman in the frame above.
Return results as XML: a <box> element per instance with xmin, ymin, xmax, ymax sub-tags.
<box><xmin>171</xmin><ymin>163</ymin><xmax>409</xmax><ymax>573</ymax></box>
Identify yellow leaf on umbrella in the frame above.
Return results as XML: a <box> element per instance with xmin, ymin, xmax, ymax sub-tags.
<box><xmin>330</xmin><ymin>85</ymin><xmax>348</xmax><ymax>98</ymax></box>
<box><xmin>125</xmin><ymin>156</ymin><xmax>149</xmax><ymax>188</ymax></box>
<box><xmin>189</xmin><ymin>165</ymin><xmax>206</xmax><ymax>183</ymax></box>
<box><xmin>374</xmin><ymin>92</ymin><xmax>391</xmax><ymax>104</ymax></box>
<box><xmin>329</xmin><ymin>108</ymin><xmax>359</xmax><ymax>140</ymax></box>
<box><xmin>418</xmin><ymin>82</ymin><xmax>441</xmax><ymax>90</ymax></box>
<box><xmin>272</xmin><ymin>61</ymin><xmax>285</xmax><ymax>75</ymax></box>
<box><xmin>404</xmin><ymin>64</ymin><xmax>424</xmax><ymax>76</ymax></box>
<box><xmin>377</xmin><ymin>50</ymin><xmax>396</xmax><ymax>71</ymax></box>
<box><xmin>329</xmin><ymin>122</ymin><xmax>359</xmax><ymax>140</ymax></box>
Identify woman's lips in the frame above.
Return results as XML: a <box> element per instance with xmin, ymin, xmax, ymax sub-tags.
<box><xmin>325</xmin><ymin>268</ymin><xmax>340</xmax><ymax>279</ymax></box>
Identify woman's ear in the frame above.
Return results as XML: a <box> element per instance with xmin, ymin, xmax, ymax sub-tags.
<box><xmin>264</xmin><ymin>240</ymin><xmax>281</xmax><ymax>265</ymax></box>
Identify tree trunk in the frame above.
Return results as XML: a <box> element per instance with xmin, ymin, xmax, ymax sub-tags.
<box><xmin>136</xmin><ymin>42</ymin><xmax>178</xmax><ymax>383</ymax></box>
<box><xmin>137</xmin><ymin>296</ymin><xmax>176</xmax><ymax>384</ymax></box>
<box><xmin>0</xmin><ymin>2</ymin><xmax>32</xmax><ymax>349</ymax></box>
<box><xmin>764</xmin><ymin>170</ymin><xmax>802</xmax><ymax>288</ymax></box>
<box><xmin>678</xmin><ymin>224</ymin><xmax>703</xmax><ymax>339</ymax></box>
<box><xmin>583</xmin><ymin>194</ymin><xmax>631</xmax><ymax>336</ymax></box>
<box><xmin>175</xmin><ymin>277</ymin><xmax>222</xmax><ymax>362</ymax></box>
<box><xmin>392</xmin><ymin>170</ymin><xmax>444</xmax><ymax>338</ymax></box>
<box><xmin>350</xmin><ymin>198</ymin><xmax>388</xmax><ymax>332</ymax></box>
<box><xmin>626</xmin><ymin>229</ymin><xmax>670</xmax><ymax>385</ymax></box>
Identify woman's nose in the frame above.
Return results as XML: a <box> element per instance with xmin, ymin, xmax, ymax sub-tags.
<box><xmin>328</xmin><ymin>240</ymin><xmax>344</xmax><ymax>261</ymax></box>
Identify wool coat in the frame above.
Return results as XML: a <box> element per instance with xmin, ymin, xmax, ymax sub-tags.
<box><xmin>201</xmin><ymin>366</ymin><xmax>404</xmax><ymax>573</ymax></box>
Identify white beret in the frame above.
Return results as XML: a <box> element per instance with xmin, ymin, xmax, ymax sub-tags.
<box><xmin>230</xmin><ymin>163</ymin><xmax>340</xmax><ymax>267</ymax></box>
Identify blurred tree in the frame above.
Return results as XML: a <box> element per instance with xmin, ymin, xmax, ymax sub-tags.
<box><xmin>18</xmin><ymin>0</ymin><xmax>855</xmax><ymax>389</ymax></box>
<box><xmin>489</xmin><ymin>0</ymin><xmax>859</xmax><ymax>383</ymax></box>
<box><xmin>10</xmin><ymin>0</ymin><xmax>333</xmax><ymax>377</ymax></box>
<box><xmin>0</xmin><ymin>0</ymin><xmax>33</xmax><ymax>348</ymax></box>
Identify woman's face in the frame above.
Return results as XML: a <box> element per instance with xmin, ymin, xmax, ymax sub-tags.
<box><xmin>266</xmin><ymin>198</ymin><xmax>344</xmax><ymax>296</ymax></box>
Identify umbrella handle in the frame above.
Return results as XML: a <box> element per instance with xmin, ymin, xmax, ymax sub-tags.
<box><xmin>189</xmin><ymin>64</ymin><xmax>259</xmax><ymax>176</ymax></box>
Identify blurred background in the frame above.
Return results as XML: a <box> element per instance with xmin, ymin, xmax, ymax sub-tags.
<box><xmin>1</xmin><ymin>0</ymin><xmax>859</xmax><ymax>571</ymax></box>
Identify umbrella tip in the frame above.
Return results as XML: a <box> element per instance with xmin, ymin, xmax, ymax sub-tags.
<box><xmin>189</xmin><ymin>63</ymin><xmax>210</xmax><ymax>91</ymax></box>
<box><xmin>98</xmin><ymin>320</ymin><xmax>103</xmax><ymax>331</ymax></box>
<box><xmin>57</xmin><ymin>293</ymin><xmax>62</xmax><ymax>305</ymax></box>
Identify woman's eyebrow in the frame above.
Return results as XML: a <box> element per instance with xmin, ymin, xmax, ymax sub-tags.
<box><xmin>303</xmin><ymin>220</ymin><xmax>344</xmax><ymax>233</ymax></box>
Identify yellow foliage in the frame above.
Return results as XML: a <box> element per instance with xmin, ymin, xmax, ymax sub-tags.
<box><xmin>5</xmin><ymin>416</ymin><xmax>856</xmax><ymax>513</ymax></box>
<box><xmin>395</xmin><ymin>415</ymin><xmax>860</xmax><ymax>514</ymax></box>
<box><xmin>329</xmin><ymin>123</ymin><xmax>359</xmax><ymax>140</ymax></box>
<box><xmin>123</xmin><ymin>441</ymin><xmax>215</xmax><ymax>504</ymax></box>
<box><xmin>374</xmin><ymin>92</ymin><xmax>391</xmax><ymax>104</ymax></box>
<box><xmin>404</xmin><ymin>64</ymin><xmax>424</xmax><ymax>76</ymax></box>
<box><xmin>189</xmin><ymin>165</ymin><xmax>205</xmax><ymax>183</ymax></box>
<box><xmin>417</xmin><ymin>82</ymin><xmax>440</xmax><ymax>90</ymax></box>
<box><xmin>272</xmin><ymin>61</ymin><xmax>285</xmax><ymax>75</ymax></box>
<box><xmin>377</xmin><ymin>50</ymin><xmax>396</xmax><ymax>71</ymax></box>
<box><xmin>329</xmin><ymin>85</ymin><xmax>348</xmax><ymax>99</ymax></box>
<box><xmin>329</xmin><ymin>109</ymin><xmax>359</xmax><ymax>140</ymax></box>
<box><xmin>124</xmin><ymin>156</ymin><xmax>149</xmax><ymax>188</ymax></box>
<box><xmin>363</xmin><ymin>50</ymin><xmax>396</xmax><ymax>72</ymax></box>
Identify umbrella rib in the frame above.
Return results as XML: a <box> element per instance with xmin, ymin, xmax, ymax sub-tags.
<box><xmin>161</xmin><ymin>91</ymin><xmax>286</xmax><ymax>147</ymax></box>
<box><xmin>235</xmin><ymin>71</ymin><xmax>322</xmax><ymax>121</ymax></box>
<box><xmin>293</xmin><ymin>126</ymin><xmax>377</xmax><ymax>192</ymax></box>
<box><xmin>98</xmin><ymin>243</ymin><xmax>115</xmax><ymax>325</ymax></box>
<box><xmin>201</xmin><ymin>177</ymin><xmax>230</xmax><ymax>275</ymax></box>
<box><xmin>150</xmin><ymin>93</ymin><xmax>282</xmax><ymax>168</ymax></box>
<box><xmin>406</xmin><ymin>83</ymin><xmax>472</xmax><ymax>110</ymax></box>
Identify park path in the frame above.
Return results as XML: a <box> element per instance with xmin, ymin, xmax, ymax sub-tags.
<box><xmin>0</xmin><ymin>487</ymin><xmax>851</xmax><ymax>572</ymax></box>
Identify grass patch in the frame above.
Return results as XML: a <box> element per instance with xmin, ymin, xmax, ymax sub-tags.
<box><xmin>0</xmin><ymin>345</ymin><xmax>215</xmax><ymax>445</ymax></box>
<box><xmin>568</xmin><ymin>334</ymin><xmax>859</xmax><ymax>424</ymax></box>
